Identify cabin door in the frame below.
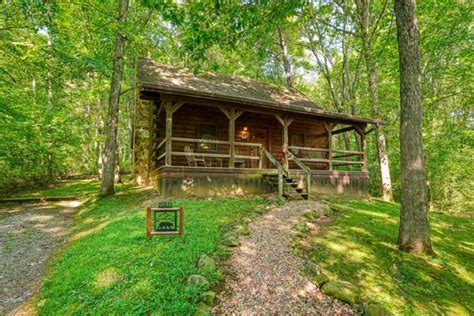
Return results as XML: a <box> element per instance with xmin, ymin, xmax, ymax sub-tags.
<box><xmin>250</xmin><ymin>128</ymin><xmax>269</xmax><ymax>168</ymax></box>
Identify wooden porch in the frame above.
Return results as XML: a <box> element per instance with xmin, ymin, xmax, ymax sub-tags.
<box><xmin>137</xmin><ymin>98</ymin><xmax>369</xmax><ymax>199</ymax></box>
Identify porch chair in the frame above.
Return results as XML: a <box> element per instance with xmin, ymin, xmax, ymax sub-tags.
<box><xmin>184</xmin><ymin>146</ymin><xmax>207</xmax><ymax>167</ymax></box>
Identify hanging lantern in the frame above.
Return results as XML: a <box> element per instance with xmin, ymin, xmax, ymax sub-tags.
<box><xmin>240</xmin><ymin>126</ymin><xmax>249</xmax><ymax>140</ymax></box>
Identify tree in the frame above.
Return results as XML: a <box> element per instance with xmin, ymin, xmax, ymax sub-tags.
<box><xmin>277</xmin><ymin>26</ymin><xmax>293</xmax><ymax>89</ymax></box>
<box><xmin>355</xmin><ymin>0</ymin><xmax>394</xmax><ymax>201</ymax></box>
<box><xmin>395</xmin><ymin>0</ymin><xmax>434</xmax><ymax>254</ymax></box>
<box><xmin>100</xmin><ymin>0</ymin><xmax>129</xmax><ymax>197</ymax></box>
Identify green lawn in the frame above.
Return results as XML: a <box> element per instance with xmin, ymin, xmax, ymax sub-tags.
<box><xmin>8</xmin><ymin>179</ymin><xmax>129</xmax><ymax>198</ymax></box>
<box><xmin>32</xmin><ymin>181</ymin><xmax>266</xmax><ymax>315</ymax></box>
<box><xmin>303</xmin><ymin>199</ymin><xmax>473</xmax><ymax>315</ymax></box>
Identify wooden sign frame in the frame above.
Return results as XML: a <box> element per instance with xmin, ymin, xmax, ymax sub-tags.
<box><xmin>146</xmin><ymin>206</ymin><xmax>184</xmax><ymax>238</ymax></box>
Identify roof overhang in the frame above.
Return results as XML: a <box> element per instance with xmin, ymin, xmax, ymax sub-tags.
<box><xmin>140</xmin><ymin>83</ymin><xmax>387</xmax><ymax>126</ymax></box>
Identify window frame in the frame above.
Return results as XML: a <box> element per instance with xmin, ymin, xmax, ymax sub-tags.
<box><xmin>196</xmin><ymin>123</ymin><xmax>218</xmax><ymax>152</ymax></box>
<box><xmin>289</xmin><ymin>132</ymin><xmax>305</xmax><ymax>147</ymax></box>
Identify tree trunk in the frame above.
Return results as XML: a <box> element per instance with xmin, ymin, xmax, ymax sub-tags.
<box><xmin>395</xmin><ymin>0</ymin><xmax>433</xmax><ymax>254</ymax></box>
<box><xmin>355</xmin><ymin>0</ymin><xmax>394</xmax><ymax>201</ymax></box>
<box><xmin>96</xmin><ymin>98</ymin><xmax>104</xmax><ymax>178</ymax></box>
<box><xmin>305</xmin><ymin>23</ymin><xmax>351</xmax><ymax>151</ymax></box>
<box><xmin>114</xmin><ymin>150</ymin><xmax>122</xmax><ymax>183</ymax></box>
<box><xmin>100</xmin><ymin>0</ymin><xmax>129</xmax><ymax>197</ymax></box>
<box><xmin>277</xmin><ymin>26</ymin><xmax>293</xmax><ymax>89</ymax></box>
<box><xmin>46</xmin><ymin>2</ymin><xmax>54</xmax><ymax>179</ymax></box>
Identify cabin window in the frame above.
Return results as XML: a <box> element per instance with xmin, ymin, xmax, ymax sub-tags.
<box><xmin>290</xmin><ymin>133</ymin><xmax>305</xmax><ymax>147</ymax></box>
<box><xmin>197</xmin><ymin>124</ymin><xmax>217</xmax><ymax>151</ymax></box>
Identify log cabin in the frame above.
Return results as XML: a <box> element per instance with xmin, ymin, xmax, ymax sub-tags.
<box><xmin>133</xmin><ymin>57</ymin><xmax>384</xmax><ymax>199</ymax></box>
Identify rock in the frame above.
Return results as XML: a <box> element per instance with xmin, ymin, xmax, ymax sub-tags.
<box><xmin>298</xmin><ymin>239</ymin><xmax>312</xmax><ymax>251</ymax></box>
<box><xmin>303</xmin><ymin>211</ymin><xmax>320</xmax><ymax>221</ymax></box>
<box><xmin>304</xmin><ymin>261</ymin><xmax>321</xmax><ymax>275</ymax></box>
<box><xmin>222</xmin><ymin>234</ymin><xmax>240</xmax><ymax>247</ymax></box>
<box><xmin>186</xmin><ymin>275</ymin><xmax>209</xmax><ymax>288</ymax></box>
<box><xmin>216</xmin><ymin>245</ymin><xmax>231</xmax><ymax>257</ymax></box>
<box><xmin>312</xmin><ymin>273</ymin><xmax>329</xmax><ymax>287</ymax></box>
<box><xmin>366</xmin><ymin>304</ymin><xmax>394</xmax><ymax>316</ymax></box>
<box><xmin>199</xmin><ymin>290</ymin><xmax>216</xmax><ymax>305</ymax></box>
<box><xmin>231</xmin><ymin>224</ymin><xmax>249</xmax><ymax>236</ymax></box>
<box><xmin>197</xmin><ymin>255</ymin><xmax>216</xmax><ymax>273</ymax></box>
<box><xmin>255</xmin><ymin>206</ymin><xmax>266</xmax><ymax>214</ymax></box>
<box><xmin>194</xmin><ymin>302</ymin><xmax>211</xmax><ymax>316</ymax></box>
<box><xmin>322</xmin><ymin>281</ymin><xmax>359</xmax><ymax>305</ymax></box>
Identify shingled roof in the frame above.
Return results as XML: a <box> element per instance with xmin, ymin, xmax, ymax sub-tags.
<box><xmin>138</xmin><ymin>58</ymin><xmax>383</xmax><ymax>125</ymax></box>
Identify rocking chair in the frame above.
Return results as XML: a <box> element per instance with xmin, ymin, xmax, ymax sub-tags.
<box><xmin>184</xmin><ymin>146</ymin><xmax>207</xmax><ymax>167</ymax></box>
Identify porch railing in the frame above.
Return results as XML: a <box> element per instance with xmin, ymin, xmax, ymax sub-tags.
<box><xmin>286</xmin><ymin>150</ymin><xmax>311</xmax><ymax>197</ymax></box>
<box><xmin>156</xmin><ymin>138</ymin><xmax>364</xmax><ymax>171</ymax></box>
<box><xmin>288</xmin><ymin>145</ymin><xmax>364</xmax><ymax>170</ymax></box>
<box><xmin>157</xmin><ymin>137</ymin><xmax>263</xmax><ymax>168</ymax></box>
<box><xmin>260</xmin><ymin>147</ymin><xmax>288</xmax><ymax>197</ymax></box>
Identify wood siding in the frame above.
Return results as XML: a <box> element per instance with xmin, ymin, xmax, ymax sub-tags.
<box><xmin>151</xmin><ymin>102</ymin><xmax>330</xmax><ymax>169</ymax></box>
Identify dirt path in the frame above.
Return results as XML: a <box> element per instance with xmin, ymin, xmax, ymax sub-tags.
<box><xmin>215</xmin><ymin>200</ymin><xmax>356</xmax><ymax>315</ymax></box>
<box><xmin>0</xmin><ymin>200</ymin><xmax>80</xmax><ymax>315</ymax></box>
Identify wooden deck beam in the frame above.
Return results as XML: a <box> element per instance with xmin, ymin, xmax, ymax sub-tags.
<box><xmin>274</xmin><ymin>114</ymin><xmax>294</xmax><ymax>170</ymax></box>
<box><xmin>219</xmin><ymin>107</ymin><xmax>243</xmax><ymax>168</ymax></box>
<box><xmin>164</xmin><ymin>100</ymin><xmax>185</xmax><ymax>166</ymax></box>
<box><xmin>355</xmin><ymin>126</ymin><xmax>367</xmax><ymax>172</ymax></box>
<box><xmin>323</xmin><ymin>123</ymin><xmax>335</xmax><ymax>171</ymax></box>
<box><xmin>332</xmin><ymin>125</ymin><xmax>356</xmax><ymax>135</ymax></box>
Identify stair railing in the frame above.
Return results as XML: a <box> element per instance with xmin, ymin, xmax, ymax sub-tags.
<box><xmin>260</xmin><ymin>147</ymin><xmax>288</xmax><ymax>198</ymax></box>
<box><xmin>286</xmin><ymin>150</ymin><xmax>312</xmax><ymax>198</ymax></box>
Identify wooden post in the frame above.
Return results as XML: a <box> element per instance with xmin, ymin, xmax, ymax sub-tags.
<box><xmin>219</xmin><ymin>107</ymin><xmax>243</xmax><ymax>168</ymax></box>
<box><xmin>229</xmin><ymin>111</ymin><xmax>236</xmax><ymax>167</ymax></box>
<box><xmin>146</xmin><ymin>207</ymin><xmax>151</xmax><ymax>238</ymax></box>
<box><xmin>164</xmin><ymin>101</ymin><xmax>173</xmax><ymax>166</ymax></box>
<box><xmin>179</xmin><ymin>206</ymin><xmax>184</xmax><ymax>237</ymax></box>
<box><xmin>356</xmin><ymin>126</ymin><xmax>368</xmax><ymax>172</ymax></box>
<box><xmin>164</xmin><ymin>100</ymin><xmax>184</xmax><ymax>167</ymax></box>
<box><xmin>306</xmin><ymin>172</ymin><xmax>311</xmax><ymax>197</ymax></box>
<box><xmin>324</xmin><ymin>123</ymin><xmax>334</xmax><ymax>171</ymax></box>
<box><xmin>282</xmin><ymin>121</ymin><xmax>289</xmax><ymax>169</ymax></box>
<box><xmin>278</xmin><ymin>168</ymin><xmax>283</xmax><ymax>198</ymax></box>
<box><xmin>275</xmin><ymin>114</ymin><xmax>294</xmax><ymax>171</ymax></box>
<box><xmin>258</xmin><ymin>146</ymin><xmax>263</xmax><ymax>169</ymax></box>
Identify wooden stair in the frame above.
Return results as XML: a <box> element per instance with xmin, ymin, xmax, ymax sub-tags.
<box><xmin>263</xmin><ymin>174</ymin><xmax>309</xmax><ymax>200</ymax></box>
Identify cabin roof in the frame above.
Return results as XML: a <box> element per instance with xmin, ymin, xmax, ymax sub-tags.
<box><xmin>138</xmin><ymin>58</ymin><xmax>385</xmax><ymax>125</ymax></box>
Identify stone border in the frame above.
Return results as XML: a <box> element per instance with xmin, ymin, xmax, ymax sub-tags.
<box><xmin>292</xmin><ymin>206</ymin><xmax>394</xmax><ymax>316</ymax></box>
<box><xmin>183</xmin><ymin>199</ymin><xmax>278</xmax><ymax>316</ymax></box>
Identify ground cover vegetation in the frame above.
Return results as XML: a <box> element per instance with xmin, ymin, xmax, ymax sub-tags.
<box><xmin>294</xmin><ymin>199</ymin><xmax>474</xmax><ymax>315</ymax></box>
<box><xmin>28</xmin><ymin>180</ymin><xmax>268</xmax><ymax>314</ymax></box>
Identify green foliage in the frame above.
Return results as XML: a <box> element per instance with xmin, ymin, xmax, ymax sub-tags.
<box><xmin>34</xmin><ymin>182</ymin><xmax>265</xmax><ymax>314</ymax></box>
<box><xmin>303</xmin><ymin>199</ymin><xmax>473</xmax><ymax>315</ymax></box>
<box><xmin>0</xmin><ymin>0</ymin><xmax>471</xmax><ymax>213</ymax></box>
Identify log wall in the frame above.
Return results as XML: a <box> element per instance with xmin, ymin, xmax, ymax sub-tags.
<box><xmin>152</xmin><ymin>102</ymin><xmax>331</xmax><ymax>169</ymax></box>
<box><xmin>133</xmin><ymin>94</ymin><xmax>368</xmax><ymax>198</ymax></box>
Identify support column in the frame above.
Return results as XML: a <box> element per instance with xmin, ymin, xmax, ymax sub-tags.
<box><xmin>164</xmin><ymin>100</ymin><xmax>184</xmax><ymax>167</ymax></box>
<box><xmin>356</xmin><ymin>126</ymin><xmax>368</xmax><ymax>172</ymax></box>
<box><xmin>229</xmin><ymin>111</ymin><xmax>236</xmax><ymax>167</ymax></box>
<box><xmin>275</xmin><ymin>114</ymin><xmax>294</xmax><ymax>170</ymax></box>
<box><xmin>219</xmin><ymin>107</ymin><xmax>243</xmax><ymax>168</ymax></box>
<box><xmin>324</xmin><ymin>123</ymin><xmax>334</xmax><ymax>171</ymax></box>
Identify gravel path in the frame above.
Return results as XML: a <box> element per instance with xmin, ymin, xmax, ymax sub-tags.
<box><xmin>215</xmin><ymin>200</ymin><xmax>357</xmax><ymax>315</ymax></box>
<box><xmin>0</xmin><ymin>200</ymin><xmax>80</xmax><ymax>315</ymax></box>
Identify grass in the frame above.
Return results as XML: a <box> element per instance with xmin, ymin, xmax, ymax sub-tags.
<box><xmin>30</xmin><ymin>181</ymin><xmax>267</xmax><ymax>315</ymax></box>
<box><xmin>8</xmin><ymin>179</ymin><xmax>130</xmax><ymax>198</ymax></box>
<box><xmin>302</xmin><ymin>199</ymin><xmax>473</xmax><ymax>315</ymax></box>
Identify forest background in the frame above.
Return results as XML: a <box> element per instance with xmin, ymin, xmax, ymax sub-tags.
<box><xmin>0</xmin><ymin>0</ymin><xmax>472</xmax><ymax>213</ymax></box>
